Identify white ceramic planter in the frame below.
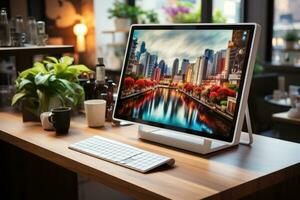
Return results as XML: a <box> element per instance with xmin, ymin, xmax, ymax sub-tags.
<box><xmin>114</xmin><ymin>18</ymin><xmax>131</xmax><ymax>30</ymax></box>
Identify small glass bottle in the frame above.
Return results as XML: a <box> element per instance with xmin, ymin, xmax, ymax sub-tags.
<box><xmin>15</xmin><ymin>15</ymin><xmax>25</xmax><ymax>33</ymax></box>
<box><xmin>83</xmin><ymin>72</ymin><xmax>96</xmax><ymax>100</ymax></box>
<box><xmin>26</xmin><ymin>16</ymin><xmax>38</xmax><ymax>45</ymax></box>
<box><xmin>94</xmin><ymin>58</ymin><xmax>108</xmax><ymax>100</ymax></box>
<box><xmin>106</xmin><ymin>79</ymin><xmax>116</xmax><ymax>121</ymax></box>
<box><xmin>0</xmin><ymin>8</ymin><xmax>11</xmax><ymax>47</ymax></box>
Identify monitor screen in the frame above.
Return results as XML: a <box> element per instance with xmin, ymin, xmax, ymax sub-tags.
<box><xmin>114</xmin><ymin>25</ymin><xmax>255</xmax><ymax>142</ymax></box>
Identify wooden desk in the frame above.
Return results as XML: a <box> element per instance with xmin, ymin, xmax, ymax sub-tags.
<box><xmin>272</xmin><ymin>111</ymin><xmax>300</xmax><ymax>125</ymax></box>
<box><xmin>0</xmin><ymin>45</ymin><xmax>74</xmax><ymax>72</ymax></box>
<box><xmin>272</xmin><ymin>111</ymin><xmax>300</xmax><ymax>143</ymax></box>
<box><xmin>0</xmin><ymin>111</ymin><xmax>300</xmax><ymax>200</ymax></box>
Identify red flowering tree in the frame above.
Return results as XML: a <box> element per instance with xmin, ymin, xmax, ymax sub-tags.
<box><xmin>194</xmin><ymin>86</ymin><xmax>202</xmax><ymax>98</ymax></box>
<box><xmin>210</xmin><ymin>85</ymin><xmax>220</xmax><ymax>93</ymax></box>
<box><xmin>209</xmin><ymin>91</ymin><xmax>218</xmax><ymax>103</ymax></box>
<box><xmin>134</xmin><ymin>79</ymin><xmax>146</xmax><ymax>90</ymax></box>
<box><xmin>144</xmin><ymin>79</ymin><xmax>153</xmax><ymax>87</ymax></box>
<box><xmin>215</xmin><ymin>87</ymin><xmax>236</xmax><ymax>103</ymax></box>
<box><xmin>124</xmin><ymin>76</ymin><xmax>134</xmax><ymax>89</ymax></box>
<box><xmin>184</xmin><ymin>83</ymin><xmax>194</xmax><ymax>93</ymax></box>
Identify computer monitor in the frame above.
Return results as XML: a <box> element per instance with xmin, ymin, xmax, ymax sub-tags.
<box><xmin>113</xmin><ymin>24</ymin><xmax>261</xmax><ymax>145</ymax></box>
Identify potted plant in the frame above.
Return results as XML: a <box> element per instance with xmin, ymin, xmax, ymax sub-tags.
<box><xmin>138</xmin><ymin>10</ymin><xmax>159</xmax><ymax>24</ymax></box>
<box><xmin>11</xmin><ymin>56</ymin><xmax>91</xmax><ymax>122</ymax></box>
<box><xmin>284</xmin><ymin>30</ymin><xmax>298</xmax><ymax>49</ymax></box>
<box><xmin>164</xmin><ymin>1</ymin><xmax>201</xmax><ymax>23</ymax></box>
<box><xmin>108</xmin><ymin>1</ymin><xmax>143</xmax><ymax>30</ymax></box>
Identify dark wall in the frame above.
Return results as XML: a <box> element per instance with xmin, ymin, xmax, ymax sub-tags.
<box><xmin>245</xmin><ymin>0</ymin><xmax>273</xmax><ymax>62</ymax></box>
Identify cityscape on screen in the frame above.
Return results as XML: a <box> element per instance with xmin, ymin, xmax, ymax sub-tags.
<box><xmin>117</xmin><ymin>29</ymin><xmax>250</xmax><ymax>136</ymax></box>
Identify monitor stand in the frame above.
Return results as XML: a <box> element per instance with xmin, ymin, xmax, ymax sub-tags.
<box><xmin>138</xmin><ymin>106</ymin><xmax>253</xmax><ymax>154</ymax></box>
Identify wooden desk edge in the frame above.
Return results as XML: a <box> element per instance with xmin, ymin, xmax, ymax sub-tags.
<box><xmin>1</xmin><ymin>112</ymin><xmax>300</xmax><ymax>200</ymax></box>
<box><xmin>0</xmin><ymin>129</ymin><xmax>169</xmax><ymax>200</ymax></box>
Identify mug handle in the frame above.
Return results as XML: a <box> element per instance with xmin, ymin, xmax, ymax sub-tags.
<box><xmin>48</xmin><ymin>112</ymin><xmax>55</xmax><ymax>124</ymax></box>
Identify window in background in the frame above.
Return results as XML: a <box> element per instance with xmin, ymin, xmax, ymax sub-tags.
<box><xmin>272</xmin><ymin>0</ymin><xmax>300</xmax><ymax>65</ymax></box>
<box><xmin>213</xmin><ymin>0</ymin><xmax>241</xmax><ymax>23</ymax></box>
<box><xmin>136</xmin><ymin>0</ymin><xmax>201</xmax><ymax>23</ymax></box>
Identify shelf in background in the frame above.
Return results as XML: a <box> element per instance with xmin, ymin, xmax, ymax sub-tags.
<box><xmin>106</xmin><ymin>42</ymin><xmax>126</xmax><ymax>47</ymax></box>
<box><xmin>102</xmin><ymin>29</ymin><xmax>129</xmax><ymax>34</ymax></box>
<box><xmin>273</xmin><ymin>48</ymin><xmax>300</xmax><ymax>52</ymax></box>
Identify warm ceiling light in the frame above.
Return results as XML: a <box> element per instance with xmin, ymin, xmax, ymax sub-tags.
<box><xmin>73</xmin><ymin>23</ymin><xmax>88</xmax><ymax>52</ymax></box>
<box><xmin>73</xmin><ymin>23</ymin><xmax>88</xmax><ymax>36</ymax></box>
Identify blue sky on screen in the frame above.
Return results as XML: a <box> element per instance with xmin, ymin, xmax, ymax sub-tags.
<box><xmin>133</xmin><ymin>29</ymin><xmax>233</xmax><ymax>67</ymax></box>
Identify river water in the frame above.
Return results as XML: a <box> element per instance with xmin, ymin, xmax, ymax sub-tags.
<box><xmin>117</xmin><ymin>87</ymin><xmax>232</xmax><ymax>136</ymax></box>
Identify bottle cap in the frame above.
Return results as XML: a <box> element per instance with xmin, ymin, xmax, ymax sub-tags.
<box><xmin>89</xmin><ymin>71</ymin><xmax>95</xmax><ymax>79</ymax></box>
<box><xmin>98</xmin><ymin>57</ymin><xmax>104</xmax><ymax>66</ymax></box>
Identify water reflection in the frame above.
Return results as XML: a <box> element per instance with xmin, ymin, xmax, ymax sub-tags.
<box><xmin>117</xmin><ymin>87</ymin><xmax>231</xmax><ymax>136</ymax></box>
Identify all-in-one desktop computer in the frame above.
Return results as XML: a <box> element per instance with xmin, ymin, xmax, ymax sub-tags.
<box><xmin>70</xmin><ymin>24</ymin><xmax>261</xmax><ymax>173</ymax></box>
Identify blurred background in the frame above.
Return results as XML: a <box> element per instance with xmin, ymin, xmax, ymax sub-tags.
<box><xmin>1</xmin><ymin>0</ymin><xmax>300</xmax><ymax>143</ymax></box>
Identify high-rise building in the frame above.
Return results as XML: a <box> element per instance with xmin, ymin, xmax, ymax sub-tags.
<box><xmin>136</xmin><ymin>41</ymin><xmax>147</xmax><ymax>62</ymax></box>
<box><xmin>204</xmin><ymin>49</ymin><xmax>214</xmax><ymax>78</ymax></box>
<box><xmin>172</xmin><ymin>58</ymin><xmax>179</xmax><ymax>77</ymax></box>
<box><xmin>216</xmin><ymin>49</ymin><xmax>226</xmax><ymax>75</ymax></box>
<box><xmin>197</xmin><ymin>56</ymin><xmax>207</xmax><ymax>85</ymax></box>
<box><xmin>223</xmin><ymin>40</ymin><xmax>237</xmax><ymax>79</ymax></box>
<box><xmin>140</xmin><ymin>41</ymin><xmax>146</xmax><ymax>54</ymax></box>
<box><xmin>180</xmin><ymin>59</ymin><xmax>189</xmax><ymax>75</ymax></box>
<box><xmin>158</xmin><ymin>60</ymin><xmax>165</xmax><ymax>76</ymax></box>
<box><xmin>140</xmin><ymin>51</ymin><xmax>150</xmax><ymax>76</ymax></box>
<box><xmin>192</xmin><ymin>57</ymin><xmax>201</xmax><ymax>85</ymax></box>
<box><xmin>127</xmin><ymin>38</ymin><xmax>138</xmax><ymax>73</ymax></box>
<box><xmin>185</xmin><ymin>64</ymin><xmax>193</xmax><ymax>83</ymax></box>
<box><xmin>147</xmin><ymin>54</ymin><xmax>157</xmax><ymax>78</ymax></box>
<box><xmin>230</xmin><ymin>30</ymin><xmax>249</xmax><ymax>73</ymax></box>
<box><xmin>152</xmin><ymin>67</ymin><xmax>161</xmax><ymax>82</ymax></box>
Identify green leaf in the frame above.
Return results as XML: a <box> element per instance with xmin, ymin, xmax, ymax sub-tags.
<box><xmin>34</xmin><ymin>73</ymin><xmax>52</xmax><ymax>86</ymax></box>
<box><xmin>68</xmin><ymin>65</ymin><xmax>91</xmax><ymax>73</ymax></box>
<box><xmin>11</xmin><ymin>91</ymin><xmax>27</xmax><ymax>105</ymax></box>
<box><xmin>53</xmin><ymin>63</ymin><xmax>68</xmax><ymax>75</ymax></box>
<box><xmin>60</xmin><ymin>56</ymin><xmax>74</xmax><ymax>66</ymax></box>
<box><xmin>57</xmin><ymin>79</ymin><xmax>75</xmax><ymax>94</ymax></box>
<box><xmin>17</xmin><ymin>79</ymin><xmax>34</xmax><ymax>90</ymax></box>
<box><xmin>33</xmin><ymin>62</ymin><xmax>48</xmax><ymax>73</ymax></box>
<box><xmin>46</xmin><ymin>56</ymin><xmax>59</xmax><ymax>64</ymax></box>
<box><xmin>19</xmin><ymin>68</ymin><xmax>39</xmax><ymax>79</ymax></box>
<box><xmin>71</xmin><ymin>82</ymin><xmax>84</xmax><ymax>96</ymax></box>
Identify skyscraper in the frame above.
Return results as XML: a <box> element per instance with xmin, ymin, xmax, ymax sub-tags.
<box><xmin>147</xmin><ymin>54</ymin><xmax>157</xmax><ymax>78</ymax></box>
<box><xmin>140</xmin><ymin>41</ymin><xmax>146</xmax><ymax>54</ymax></box>
<box><xmin>140</xmin><ymin>51</ymin><xmax>150</xmax><ymax>76</ymax></box>
<box><xmin>215</xmin><ymin>49</ymin><xmax>226</xmax><ymax>75</ymax></box>
<box><xmin>204</xmin><ymin>49</ymin><xmax>214</xmax><ymax>78</ymax></box>
<box><xmin>197</xmin><ymin>56</ymin><xmax>207</xmax><ymax>85</ymax></box>
<box><xmin>172</xmin><ymin>58</ymin><xmax>179</xmax><ymax>77</ymax></box>
<box><xmin>152</xmin><ymin>67</ymin><xmax>161</xmax><ymax>82</ymax></box>
<box><xmin>192</xmin><ymin>57</ymin><xmax>201</xmax><ymax>85</ymax></box>
<box><xmin>136</xmin><ymin>41</ymin><xmax>147</xmax><ymax>61</ymax></box>
<box><xmin>181</xmin><ymin>59</ymin><xmax>189</xmax><ymax>75</ymax></box>
<box><xmin>223</xmin><ymin>40</ymin><xmax>237</xmax><ymax>79</ymax></box>
<box><xmin>185</xmin><ymin>64</ymin><xmax>193</xmax><ymax>83</ymax></box>
<box><xmin>127</xmin><ymin>38</ymin><xmax>138</xmax><ymax>73</ymax></box>
<box><xmin>158</xmin><ymin>60</ymin><xmax>165</xmax><ymax>76</ymax></box>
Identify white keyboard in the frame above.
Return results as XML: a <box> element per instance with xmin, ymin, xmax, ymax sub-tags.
<box><xmin>69</xmin><ymin>136</ymin><xmax>175</xmax><ymax>173</ymax></box>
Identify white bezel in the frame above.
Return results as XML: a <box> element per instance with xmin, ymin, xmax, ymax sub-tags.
<box><xmin>113</xmin><ymin>23</ymin><xmax>261</xmax><ymax>145</ymax></box>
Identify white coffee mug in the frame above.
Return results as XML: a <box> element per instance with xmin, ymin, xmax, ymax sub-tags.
<box><xmin>84</xmin><ymin>99</ymin><xmax>106</xmax><ymax>127</ymax></box>
<box><xmin>40</xmin><ymin>112</ymin><xmax>54</xmax><ymax>131</ymax></box>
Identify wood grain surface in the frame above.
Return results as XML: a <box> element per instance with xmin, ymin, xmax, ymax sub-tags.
<box><xmin>0</xmin><ymin>111</ymin><xmax>300</xmax><ymax>200</ymax></box>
